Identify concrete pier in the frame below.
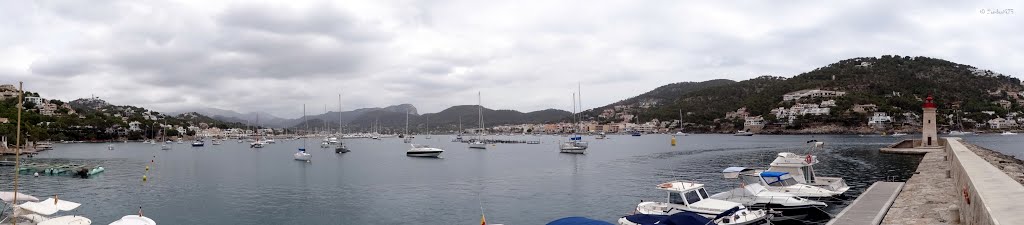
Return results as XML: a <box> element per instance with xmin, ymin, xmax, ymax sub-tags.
<box><xmin>827</xmin><ymin>181</ymin><xmax>904</xmax><ymax>225</ymax></box>
<box><xmin>880</xmin><ymin>148</ymin><xmax>956</xmax><ymax>224</ymax></box>
<box><xmin>878</xmin><ymin>138</ymin><xmax>1024</xmax><ymax>225</ymax></box>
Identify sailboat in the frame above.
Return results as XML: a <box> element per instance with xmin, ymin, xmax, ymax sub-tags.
<box><xmin>250</xmin><ymin>113</ymin><xmax>264</xmax><ymax>148</ymax></box>
<box><xmin>294</xmin><ymin>105</ymin><xmax>312</xmax><ymax>161</ymax></box>
<box><xmin>424</xmin><ymin>116</ymin><xmax>432</xmax><ymax>140</ymax></box>
<box><xmin>468</xmin><ymin>92</ymin><xmax>487</xmax><ymax>149</ymax></box>
<box><xmin>335</xmin><ymin>94</ymin><xmax>350</xmax><ymax>153</ymax></box>
<box><xmin>560</xmin><ymin>91</ymin><xmax>587</xmax><ymax>154</ymax></box>
<box><xmin>403</xmin><ymin>110</ymin><xmax>413</xmax><ymax>143</ymax></box>
<box><xmin>673</xmin><ymin>109</ymin><xmax>689</xmax><ymax>136</ymax></box>
<box><xmin>159</xmin><ymin>119</ymin><xmax>171</xmax><ymax>150</ymax></box>
<box><xmin>948</xmin><ymin>108</ymin><xmax>972</xmax><ymax>136</ymax></box>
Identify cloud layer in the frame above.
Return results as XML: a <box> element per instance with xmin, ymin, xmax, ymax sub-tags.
<box><xmin>2</xmin><ymin>0</ymin><xmax>1022</xmax><ymax>118</ymax></box>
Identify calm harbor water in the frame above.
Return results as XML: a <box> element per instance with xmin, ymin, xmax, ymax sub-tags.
<box><xmin>4</xmin><ymin>134</ymin><xmax>1013</xmax><ymax>224</ymax></box>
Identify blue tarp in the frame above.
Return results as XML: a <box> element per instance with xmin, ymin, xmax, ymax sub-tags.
<box><xmin>570</xmin><ymin>136</ymin><xmax>582</xmax><ymax>140</ymax></box>
<box><xmin>619</xmin><ymin>212</ymin><xmax>716</xmax><ymax>225</ymax></box>
<box><xmin>759</xmin><ymin>171</ymin><xmax>788</xmax><ymax>177</ymax></box>
<box><xmin>546</xmin><ymin>217</ymin><xmax>614</xmax><ymax>225</ymax></box>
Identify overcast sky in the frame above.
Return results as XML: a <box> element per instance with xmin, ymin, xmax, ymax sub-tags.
<box><xmin>2</xmin><ymin>0</ymin><xmax>1022</xmax><ymax>118</ymax></box>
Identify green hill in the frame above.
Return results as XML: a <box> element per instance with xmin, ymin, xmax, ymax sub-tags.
<box><xmin>606</xmin><ymin>55</ymin><xmax>1021</xmax><ymax>131</ymax></box>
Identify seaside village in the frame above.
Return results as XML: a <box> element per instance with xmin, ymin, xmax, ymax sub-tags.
<box><xmin>3</xmin><ymin>83</ymin><xmax>1024</xmax><ymax>225</ymax></box>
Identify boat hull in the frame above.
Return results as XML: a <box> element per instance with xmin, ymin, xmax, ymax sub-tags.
<box><xmin>294</xmin><ymin>153</ymin><xmax>311</xmax><ymax>161</ymax></box>
<box><xmin>406</xmin><ymin>151</ymin><xmax>443</xmax><ymax>157</ymax></box>
<box><xmin>468</xmin><ymin>143</ymin><xmax>487</xmax><ymax>149</ymax></box>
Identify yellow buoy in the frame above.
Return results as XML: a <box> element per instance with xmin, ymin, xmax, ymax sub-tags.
<box><xmin>671</xmin><ymin>137</ymin><xmax>677</xmax><ymax>146</ymax></box>
<box><xmin>142</xmin><ymin>175</ymin><xmax>147</xmax><ymax>182</ymax></box>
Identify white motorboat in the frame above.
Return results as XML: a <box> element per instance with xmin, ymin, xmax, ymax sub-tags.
<box><xmin>191</xmin><ymin>140</ymin><xmax>204</xmax><ymax>147</ymax></box>
<box><xmin>1001</xmin><ymin>131</ymin><xmax>1018</xmax><ymax>136</ymax></box>
<box><xmin>250</xmin><ymin>141</ymin><xmax>264</xmax><ymax>148</ymax></box>
<box><xmin>211</xmin><ymin>140</ymin><xmax>221</xmax><ymax>145</ymax></box>
<box><xmin>264</xmin><ymin>139</ymin><xmax>276</xmax><ymax>144</ymax></box>
<box><xmin>767</xmin><ymin>141</ymin><xmax>850</xmax><ymax>195</ymax></box>
<box><xmin>890</xmin><ymin>132</ymin><xmax>908</xmax><ymax>137</ymax></box>
<box><xmin>293</xmin><ymin>148</ymin><xmax>311</xmax><ymax>161</ymax></box>
<box><xmin>320</xmin><ymin>141</ymin><xmax>330</xmax><ymax>148</ymax></box>
<box><xmin>407</xmin><ymin>144</ymin><xmax>444</xmax><ymax>157</ymax></box>
<box><xmin>626</xmin><ymin>181</ymin><xmax>769</xmax><ymax>225</ymax></box>
<box><xmin>711</xmin><ymin>167</ymin><xmax>828</xmax><ymax>221</ymax></box>
<box><xmin>468</xmin><ymin>140</ymin><xmax>487</xmax><ymax>149</ymax></box>
<box><xmin>328</xmin><ymin>137</ymin><xmax>339</xmax><ymax>145</ymax></box>
<box><xmin>595</xmin><ymin>132</ymin><xmax>607</xmax><ymax>139</ymax></box>
<box><xmin>164</xmin><ymin>140</ymin><xmax>172</xmax><ymax>144</ymax></box>
<box><xmin>160</xmin><ymin>144</ymin><xmax>171</xmax><ymax>150</ymax></box>
<box><xmin>672</xmin><ymin>131</ymin><xmax>689</xmax><ymax>137</ymax></box>
<box><xmin>733</xmin><ymin>131</ymin><xmax>754</xmax><ymax>136</ymax></box>
<box><xmin>109</xmin><ymin>215</ymin><xmax>155</xmax><ymax>225</ymax></box>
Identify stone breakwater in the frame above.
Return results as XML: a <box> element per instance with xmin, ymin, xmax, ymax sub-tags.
<box><xmin>963</xmin><ymin>143</ymin><xmax>1024</xmax><ymax>185</ymax></box>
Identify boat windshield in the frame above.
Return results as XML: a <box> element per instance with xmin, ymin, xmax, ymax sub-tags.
<box><xmin>669</xmin><ymin>192</ymin><xmax>685</xmax><ymax>205</ymax></box>
<box><xmin>764</xmin><ymin>176</ymin><xmax>799</xmax><ymax>186</ymax></box>
<box><xmin>684</xmin><ymin>190</ymin><xmax>701</xmax><ymax>205</ymax></box>
<box><xmin>697</xmin><ymin>188</ymin><xmax>709</xmax><ymax>199</ymax></box>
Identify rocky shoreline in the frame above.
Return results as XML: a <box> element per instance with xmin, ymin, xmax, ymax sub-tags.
<box><xmin>963</xmin><ymin>143</ymin><xmax>1024</xmax><ymax>185</ymax></box>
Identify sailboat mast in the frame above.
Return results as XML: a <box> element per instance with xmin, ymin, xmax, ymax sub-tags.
<box><xmin>477</xmin><ymin>92</ymin><xmax>484</xmax><ymax>133</ymax></box>
<box><xmin>303</xmin><ymin>104</ymin><xmax>307</xmax><ymax>148</ymax></box>
<box><xmin>578</xmin><ymin>82</ymin><xmax>582</xmax><ymax>133</ymax></box>
<box><xmin>405</xmin><ymin>109</ymin><xmax>409</xmax><ymax>135</ymax></box>
<box><xmin>344</xmin><ymin>93</ymin><xmax>348</xmax><ymax>133</ymax></box>
<box><xmin>324</xmin><ymin>105</ymin><xmax>328</xmax><ymax>134</ymax></box>
<box><xmin>12</xmin><ymin>82</ymin><xmax>22</xmax><ymax>210</ymax></box>
<box><xmin>572</xmin><ymin>92</ymin><xmax>577</xmax><ymax>134</ymax></box>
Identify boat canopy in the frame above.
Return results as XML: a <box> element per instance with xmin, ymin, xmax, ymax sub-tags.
<box><xmin>759</xmin><ymin>171</ymin><xmax>789</xmax><ymax>178</ymax></box>
<box><xmin>722</xmin><ymin>167</ymin><xmax>754</xmax><ymax>178</ymax></box>
<box><xmin>570</xmin><ymin>136</ymin><xmax>582</xmax><ymax>141</ymax></box>
<box><xmin>297</xmin><ymin>148</ymin><xmax>306</xmax><ymax>152</ymax></box>
<box><xmin>546</xmin><ymin>217</ymin><xmax>614</xmax><ymax>225</ymax></box>
<box><xmin>18</xmin><ymin>198</ymin><xmax>81</xmax><ymax>215</ymax></box>
<box><xmin>0</xmin><ymin>191</ymin><xmax>40</xmax><ymax>202</ymax></box>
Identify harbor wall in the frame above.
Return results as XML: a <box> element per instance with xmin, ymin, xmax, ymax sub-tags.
<box><xmin>946</xmin><ymin>138</ymin><xmax>1024</xmax><ymax>225</ymax></box>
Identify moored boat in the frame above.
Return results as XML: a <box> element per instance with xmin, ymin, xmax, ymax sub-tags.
<box><xmin>627</xmin><ymin>181</ymin><xmax>768</xmax><ymax>225</ymax></box>
<box><xmin>407</xmin><ymin>144</ymin><xmax>443</xmax><ymax>157</ymax></box>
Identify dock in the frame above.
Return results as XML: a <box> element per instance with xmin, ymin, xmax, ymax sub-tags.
<box><xmin>827</xmin><ymin>181</ymin><xmax>904</xmax><ymax>225</ymax></box>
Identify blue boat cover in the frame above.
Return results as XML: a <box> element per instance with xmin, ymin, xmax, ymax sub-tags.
<box><xmin>759</xmin><ymin>171</ymin><xmax>788</xmax><ymax>177</ymax></box>
<box><xmin>570</xmin><ymin>136</ymin><xmax>582</xmax><ymax>140</ymax></box>
<box><xmin>713</xmin><ymin>206</ymin><xmax>741</xmax><ymax>220</ymax></box>
<box><xmin>546</xmin><ymin>217</ymin><xmax>614</xmax><ymax>225</ymax></box>
<box><xmin>621</xmin><ymin>212</ymin><xmax>715</xmax><ymax>225</ymax></box>
<box><xmin>297</xmin><ymin>148</ymin><xmax>306</xmax><ymax>152</ymax></box>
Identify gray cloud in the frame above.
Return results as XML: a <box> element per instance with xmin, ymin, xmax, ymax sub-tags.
<box><xmin>3</xmin><ymin>0</ymin><xmax>1023</xmax><ymax>118</ymax></box>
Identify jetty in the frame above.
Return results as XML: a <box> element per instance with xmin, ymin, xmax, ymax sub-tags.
<box><xmin>827</xmin><ymin>181</ymin><xmax>904</xmax><ymax>225</ymax></box>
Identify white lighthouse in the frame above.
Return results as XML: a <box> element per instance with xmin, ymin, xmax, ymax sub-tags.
<box><xmin>921</xmin><ymin>95</ymin><xmax>938</xmax><ymax>147</ymax></box>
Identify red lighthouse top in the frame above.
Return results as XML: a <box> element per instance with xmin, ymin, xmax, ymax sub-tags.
<box><xmin>923</xmin><ymin>95</ymin><xmax>936</xmax><ymax>108</ymax></box>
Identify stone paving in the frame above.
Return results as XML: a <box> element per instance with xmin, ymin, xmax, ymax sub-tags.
<box><xmin>880</xmin><ymin>151</ymin><xmax>958</xmax><ymax>225</ymax></box>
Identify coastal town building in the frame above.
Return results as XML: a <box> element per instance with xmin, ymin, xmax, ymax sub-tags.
<box><xmin>782</xmin><ymin>89</ymin><xmax>847</xmax><ymax>101</ymax></box>
<box><xmin>128</xmin><ymin>121</ymin><xmax>142</xmax><ymax>132</ymax></box>
<box><xmin>743</xmin><ymin>116</ymin><xmax>765</xmax><ymax>132</ymax></box>
<box><xmin>852</xmin><ymin>104</ymin><xmax>878</xmax><ymax>113</ymax></box>
<box><xmin>724</xmin><ymin>107</ymin><xmax>749</xmax><ymax>119</ymax></box>
<box><xmin>868</xmin><ymin>112</ymin><xmax>893</xmax><ymax>127</ymax></box>
<box><xmin>988</xmin><ymin>118</ymin><xmax>1018</xmax><ymax>129</ymax></box>
<box><xmin>24</xmin><ymin>96</ymin><xmax>44</xmax><ymax>106</ymax></box>
<box><xmin>995</xmin><ymin>100</ymin><xmax>1012</xmax><ymax>109</ymax></box>
<box><xmin>0</xmin><ymin>117</ymin><xmax>8</xmax><ymax>123</ymax></box>
<box><xmin>0</xmin><ymin>84</ymin><xmax>18</xmax><ymax>100</ymax></box>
